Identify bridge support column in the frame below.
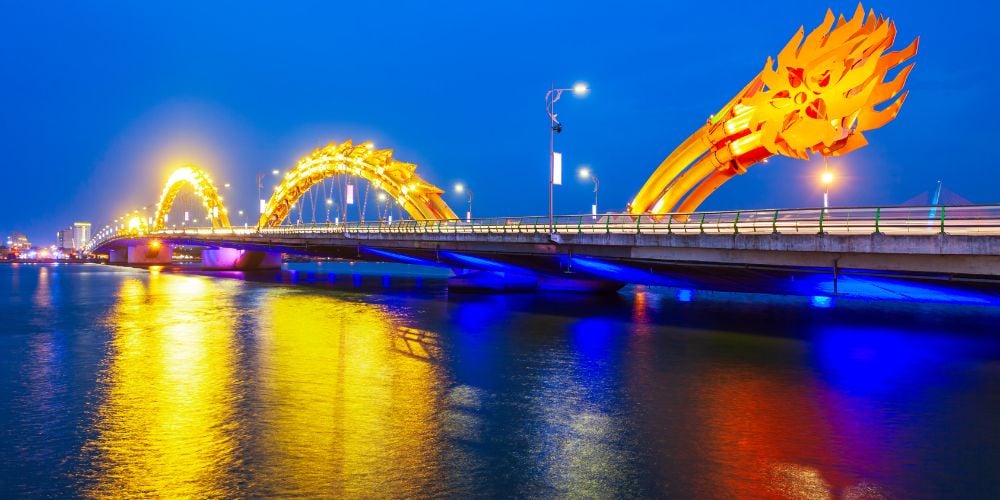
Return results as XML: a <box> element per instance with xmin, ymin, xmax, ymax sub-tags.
<box><xmin>125</xmin><ymin>244</ymin><xmax>173</xmax><ymax>265</ymax></box>
<box><xmin>201</xmin><ymin>247</ymin><xmax>282</xmax><ymax>270</ymax></box>
<box><xmin>447</xmin><ymin>271</ymin><xmax>538</xmax><ymax>292</ymax></box>
<box><xmin>108</xmin><ymin>246</ymin><xmax>129</xmax><ymax>264</ymax></box>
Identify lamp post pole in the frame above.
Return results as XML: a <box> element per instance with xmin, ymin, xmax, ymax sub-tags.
<box><xmin>578</xmin><ymin>166</ymin><xmax>599</xmax><ymax>219</ymax></box>
<box><xmin>545</xmin><ymin>82</ymin><xmax>589</xmax><ymax>233</ymax></box>
<box><xmin>591</xmin><ymin>173</ymin><xmax>600</xmax><ymax>217</ymax></box>
<box><xmin>454</xmin><ymin>183</ymin><xmax>473</xmax><ymax>222</ymax></box>
<box><xmin>548</xmin><ymin>82</ymin><xmax>556</xmax><ymax>233</ymax></box>
<box><xmin>467</xmin><ymin>189</ymin><xmax>473</xmax><ymax>222</ymax></box>
<box><xmin>822</xmin><ymin>157</ymin><xmax>833</xmax><ymax>209</ymax></box>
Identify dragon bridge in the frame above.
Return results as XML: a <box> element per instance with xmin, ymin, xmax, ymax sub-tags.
<box><xmin>630</xmin><ymin>4</ymin><xmax>918</xmax><ymax>217</ymax></box>
<box><xmin>258</xmin><ymin>139</ymin><xmax>457</xmax><ymax>228</ymax></box>
<box><xmin>153</xmin><ymin>165</ymin><xmax>231</xmax><ymax>231</ymax></box>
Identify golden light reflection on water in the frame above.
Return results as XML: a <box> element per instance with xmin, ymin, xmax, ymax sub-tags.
<box><xmin>83</xmin><ymin>274</ymin><xmax>240</xmax><ymax>498</ymax></box>
<box><xmin>253</xmin><ymin>292</ymin><xmax>442</xmax><ymax>497</ymax></box>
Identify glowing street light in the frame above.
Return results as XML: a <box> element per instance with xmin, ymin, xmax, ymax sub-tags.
<box><xmin>821</xmin><ymin>159</ymin><xmax>834</xmax><ymax>208</ymax></box>
<box><xmin>578</xmin><ymin>165</ymin><xmax>600</xmax><ymax>219</ymax></box>
<box><xmin>454</xmin><ymin>183</ymin><xmax>472</xmax><ymax>222</ymax></box>
<box><xmin>546</xmin><ymin>81</ymin><xmax>590</xmax><ymax>232</ymax></box>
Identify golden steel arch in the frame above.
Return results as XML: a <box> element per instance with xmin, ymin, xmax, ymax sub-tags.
<box><xmin>153</xmin><ymin>165</ymin><xmax>231</xmax><ymax>230</ymax></box>
<box><xmin>258</xmin><ymin>139</ymin><xmax>458</xmax><ymax>228</ymax></box>
<box><xmin>629</xmin><ymin>4</ymin><xmax>918</xmax><ymax>217</ymax></box>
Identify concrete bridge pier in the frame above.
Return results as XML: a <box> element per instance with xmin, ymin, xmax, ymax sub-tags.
<box><xmin>108</xmin><ymin>243</ymin><xmax>173</xmax><ymax>265</ymax></box>
<box><xmin>201</xmin><ymin>247</ymin><xmax>282</xmax><ymax>270</ymax></box>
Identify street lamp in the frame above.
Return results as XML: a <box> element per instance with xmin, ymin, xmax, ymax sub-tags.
<box><xmin>546</xmin><ymin>81</ymin><xmax>589</xmax><ymax>232</ymax></box>
<box><xmin>578</xmin><ymin>166</ymin><xmax>599</xmax><ymax>219</ymax></box>
<box><xmin>376</xmin><ymin>192</ymin><xmax>387</xmax><ymax>221</ymax></box>
<box><xmin>821</xmin><ymin>159</ymin><xmax>834</xmax><ymax>209</ymax></box>
<box><xmin>455</xmin><ymin>183</ymin><xmax>472</xmax><ymax>222</ymax></box>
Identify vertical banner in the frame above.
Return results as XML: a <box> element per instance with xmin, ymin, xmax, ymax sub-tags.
<box><xmin>592</xmin><ymin>204</ymin><xmax>598</xmax><ymax>216</ymax></box>
<box><xmin>184</xmin><ymin>211</ymin><xmax>190</xmax><ymax>222</ymax></box>
<box><xmin>164</xmin><ymin>214</ymin><xmax>169</xmax><ymax>223</ymax></box>
<box><xmin>346</xmin><ymin>184</ymin><xmax>355</xmax><ymax>205</ymax></box>
<box><xmin>259</xmin><ymin>199</ymin><xmax>266</xmax><ymax>214</ymax></box>
<box><xmin>553</xmin><ymin>152</ymin><xmax>563</xmax><ymax>185</ymax></box>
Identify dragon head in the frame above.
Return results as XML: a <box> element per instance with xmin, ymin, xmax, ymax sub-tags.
<box><xmin>747</xmin><ymin>3</ymin><xmax>918</xmax><ymax>159</ymax></box>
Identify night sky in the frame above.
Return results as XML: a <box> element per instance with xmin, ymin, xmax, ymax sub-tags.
<box><xmin>1</xmin><ymin>1</ymin><xmax>996</xmax><ymax>244</ymax></box>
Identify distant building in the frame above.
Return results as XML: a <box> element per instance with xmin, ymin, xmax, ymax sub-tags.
<box><xmin>7</xmin><ymin>232</ymin><xmax>30</xmax><ymax>254</ymax></box>
<box><xmin>56</xmin><ymin>227</ymin><xmax>73</xmax><ymax>249</ymax></box>
<box><xmin>72</xmin><ymin>222</ymin><xmax>91</xmax><ymax>250</ymax></box>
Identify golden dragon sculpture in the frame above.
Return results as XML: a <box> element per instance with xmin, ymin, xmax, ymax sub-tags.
<box><xmin>629</xmin><ymin>3</ymin><xmax>918</xmax><ymax>217</ymax></box>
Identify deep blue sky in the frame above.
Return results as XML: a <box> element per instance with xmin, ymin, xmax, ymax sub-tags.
<box><xmin>1</xmin><ymin>1</ymin><xmax>997</xmax><ymax>244</ymax></box>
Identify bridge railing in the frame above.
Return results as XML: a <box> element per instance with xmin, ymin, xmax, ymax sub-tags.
<box><xmin>86</xmin><ymin>204</ymin><xmax>1000</xmax><ymax>251</ymax></box>
<box><xmin>242</xmin><ymin>205</ymin><xmax>1000</xmax><ymax>236</ymax></box>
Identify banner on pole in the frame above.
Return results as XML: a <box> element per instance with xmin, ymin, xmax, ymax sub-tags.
<box><xmin>259</xmin><ymin>199</ymin><xmax>266</xmax><ymax>214</ymax></box>
<box><xmin>553</xmin><ymin>152</ymin><xmax>562</xmax><ymax>185</ymax></box>
<box><xmin>346</xmin><ymin>184</ymin><xmax>354</xmax><ymax>205</ymax></box>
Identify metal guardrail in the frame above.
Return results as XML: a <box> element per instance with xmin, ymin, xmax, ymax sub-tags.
<box><xmin>86</xmin><ymin>205</ymin><xmax>1000</xmax><ymax>252</ymax></box>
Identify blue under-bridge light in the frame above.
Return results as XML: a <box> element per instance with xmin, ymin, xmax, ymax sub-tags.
<box><xmin>794</xmin><ymin>274</ymin><xmax>1000</xmax><ymax>306</ymax></box>
<box><xmin>438</xmin><ymin>251</ymin><xmax>532</xmax><ymax>275</ymax></box>
<box><xmin>568</xmin><ymin>256</ymin><xmax>684</xmax><ymax>287</ymax></box>
<box><xmin>676</xmin><ymin>289</ymin><xmax>694</xmax><ymax>302</ymax></box>
<box><xmin>360</xmin><ymin>247</ymin><xmax>442</xmax><ymax>267</ymax></box>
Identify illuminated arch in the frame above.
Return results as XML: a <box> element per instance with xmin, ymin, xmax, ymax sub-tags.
<box><xmin>629</xmin><ymin>4</ymin><xmax>917</xmax><ymax>217</ymax></box>
<box><xmin>259</xmin><ymin>139</ymin><xmax>458</xmax><ymax>228</ymax></box>
<box><xmin>153</xmin><ymin>166</ymin><xmax>231</xmax><ymax>230</ymax></box>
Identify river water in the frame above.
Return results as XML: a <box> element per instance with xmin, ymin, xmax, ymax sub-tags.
<box><xmin>1</xmin><ymin>262</ymin><xmax>999</xmax><ymax>497</ymax></box>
